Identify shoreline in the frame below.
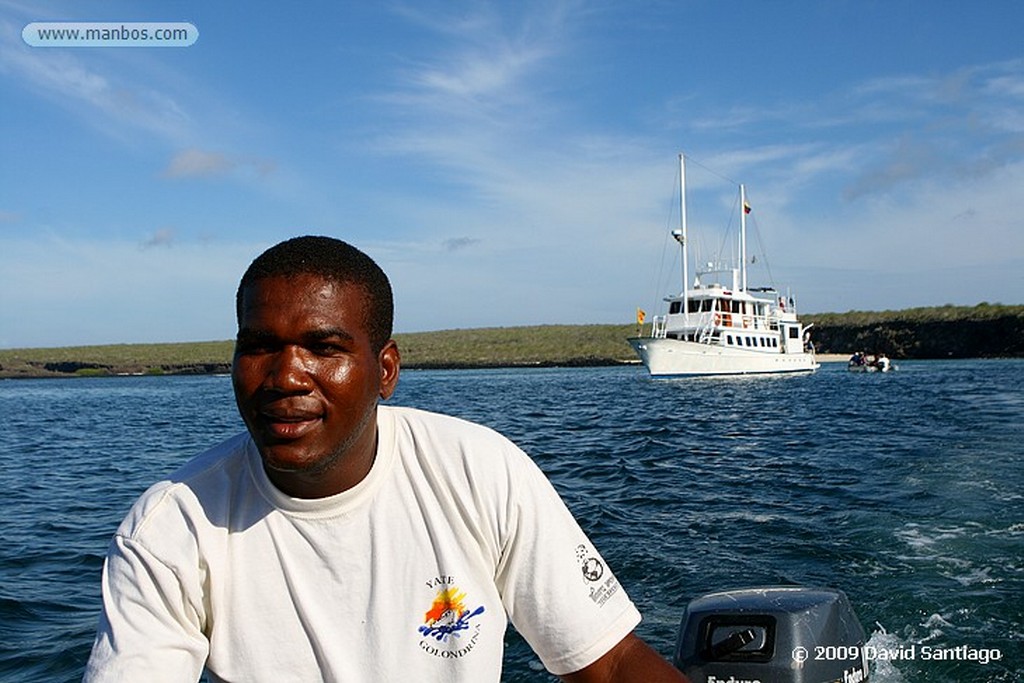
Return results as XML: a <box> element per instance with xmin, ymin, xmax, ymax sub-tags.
<box><xmin>1</xmin><ymin>352</ymin><xmax>853</xmax><ymax>380</ymax></box>
<box><xmin>5</xmin><ymin>304</ymin><xmax>1023</xmax><ymax>379</ymax></box>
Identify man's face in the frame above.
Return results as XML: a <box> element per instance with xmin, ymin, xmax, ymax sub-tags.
<box><xmin>232</xmin><ymin>273</ymin><xmax>399</xmax><ymax>497</ymax></box>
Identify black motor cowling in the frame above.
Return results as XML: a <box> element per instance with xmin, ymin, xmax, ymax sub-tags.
<box><xmin>674</xmin><ymin>586</ymin><xmax>869</xmax><ymax>683</ymax></box>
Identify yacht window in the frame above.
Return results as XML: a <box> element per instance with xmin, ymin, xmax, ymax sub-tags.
<box><xmin>789</xmin><ymin>327</ymin><xmax>800</xmax><ymax>339</ymax></box>
<box><xmin>669</xmin><ymin>301</ymin><xmax>681</xmax><ymax>314</ymax></box>
<box><xmin>726</xmin><ymin>335</ymin><xmax>733</xmax><ymax>345</ymax></box>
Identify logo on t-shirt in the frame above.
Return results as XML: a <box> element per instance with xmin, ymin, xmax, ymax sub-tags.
<box><xmin>581</xmin><ymin>556</ymin><xmax>604</xmax><ymax>581</ymax></box>
<box><xmin>417</xmin><ymin>575</ymin><xmax>485</xmax><ymax>660</ymax></box>
<box><xmin>575</xmin><ymin>544</ymin><xmax>620</xmax><ymax>608</ymax></box>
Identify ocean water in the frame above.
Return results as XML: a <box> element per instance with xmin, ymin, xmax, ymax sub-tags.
<box><xmin>1</xmin><ymin>360</ymin><xmax>1021</xmax><ymax>682</ymax></box>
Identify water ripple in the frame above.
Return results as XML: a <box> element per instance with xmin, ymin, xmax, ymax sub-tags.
<box><xmin>2</xmin><ymin>362</ymin><xmax>1023</xmax><ymax>682</ymax></box>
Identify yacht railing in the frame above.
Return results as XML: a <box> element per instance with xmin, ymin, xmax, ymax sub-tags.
<box><xmin>651</xmin><ymin>315</ymin><xmax>668</xmax><ymax>339</ymax></box>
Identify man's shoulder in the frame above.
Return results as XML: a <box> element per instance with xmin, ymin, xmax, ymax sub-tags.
<box><xmin>159</xmin><ymin>431</ymin><xmax>253</xmax><ymax>492</ymax></box>
<box><xmin>117</xmin><ymin>432</ymin><xmax>253</xmax><ymax>539</ymax></box>
<box><xmin>381</xmin><ymin>405</ymin><xmax>517</xmax><ymax>448</ymax></box>
<box><xmin>379</xmin><ymin>405</ymin><xmax>538</xmax><ymax>493</ymax></box>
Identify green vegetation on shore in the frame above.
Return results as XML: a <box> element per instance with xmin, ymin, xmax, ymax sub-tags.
<box><xmin>395</xmin><ymin>325</ymin><xmax>637</xmax><ymax>368</ymax></box>
<box><xmin>0</xmin><ymin>325</ymin><xmax>640</xmax><ymax>379</ymax></box>
<box><xmin>803</xmin><ymin>303</ymin><xmax>1024</xmax><ymax>359</ymax></box>
<box><xmin>803</xmin><ymin>302</ymin><xmax>1021</xmax><ymax>326</ymax></box>
<box><xmin>1</xmin><ymin>304</ymin><xmax>1020</xmax><ymax>379</ymax></box>
<box><xmin>0</xmin><ymin>341</ymin><xmax>236</xmax><ymax>379</ymax></box>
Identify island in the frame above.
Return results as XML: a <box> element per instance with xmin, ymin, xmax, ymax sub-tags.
<box><xmin>1</xmin><ymin>304</ymin><xmax>1020</xmax><ymax>379</ymax></box>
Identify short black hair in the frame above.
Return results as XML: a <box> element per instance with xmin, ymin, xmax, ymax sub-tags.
<box><xmin>236</xmin><ymin>236</ymin><xmax>394</xmax><ymax>351</ymax></box>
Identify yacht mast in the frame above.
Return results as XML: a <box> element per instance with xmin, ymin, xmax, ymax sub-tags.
<box><xmin>679</xmin><ymin>153</ymin><xmax>689</xmax><ymax>316</ymax></box>
<box><xmin>740</xmin><ymin>183</ymin><xmax>748</xmax><ymax>292</ymax></box>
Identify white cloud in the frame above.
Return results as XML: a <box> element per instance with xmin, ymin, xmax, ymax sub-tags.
<box><xmin>162</xmin><ymin>148</ymin><xmax>277</xmax><ymax>180</ymax></box>
<box><xmin>356</xmin><ymin>7</ymin><xmax>1024</xmax><ymax>327</ymax></box>
<box><xmin>140</xmin><ymin>227</ymin><xmax>176</xmax><ymax>249</ymax></box>
<box><xmin>0</xmin><ymin>18</ymin><xmax>192</xmax><ymax>142</ymax></box>
<box><xmin>441</xmin><ymin>236</ymin><xmax>480</xmax><ymax>251</ymax></box>
<box><xmin>163</xmin><ymin>148</ymin><xmax>233</xmax><ymax>178</ymax></box>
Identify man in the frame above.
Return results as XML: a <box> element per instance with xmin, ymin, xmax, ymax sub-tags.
<box><xmin>85</xmin><ymin>236</ymin><xmax>687</xmax><ymax>682</ymax></box>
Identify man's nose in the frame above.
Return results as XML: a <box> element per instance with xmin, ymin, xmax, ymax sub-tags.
<box><xmin>267</xmin><ymin>345</ymin><xmax>313</xmax><ymax>392</ymax></box>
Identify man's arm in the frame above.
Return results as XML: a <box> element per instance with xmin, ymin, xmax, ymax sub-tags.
<box><xmin>561</xmin><ymin>632</ymin><xmax>690</xmax><ymax>683</ymax></box>
<box><xmin>84</xmin><ymin>535</ymin><xmax>208</xmax><ymax>682</ymax></box>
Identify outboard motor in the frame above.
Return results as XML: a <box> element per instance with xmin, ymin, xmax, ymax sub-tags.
<box><xmin>674</xmin><ymin>586</ymin><xmax>869</xmax><ymax>683</ymax></box>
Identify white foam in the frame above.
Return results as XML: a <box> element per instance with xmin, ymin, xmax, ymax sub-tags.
<box><xmin>865</xmin><ymin>623</ymin><xmax>908</xmax><ymax>683</ymax></box>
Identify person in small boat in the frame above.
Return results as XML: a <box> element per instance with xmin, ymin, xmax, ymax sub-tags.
<box><xmin>85</xmin><ymin>236</ymin><xmax>687</xmax><ymax>683</ymax></box>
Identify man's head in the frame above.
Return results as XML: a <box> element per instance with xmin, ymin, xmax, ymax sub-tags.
<box><xmin>236</xmin><ymin>235</ymin><xmax>393</xmax><ymax>353</ymax></box>
<box><xmin>232</xmin><ymin>236</ymin><xmax>400</xmax><ymax>498</ymax></box>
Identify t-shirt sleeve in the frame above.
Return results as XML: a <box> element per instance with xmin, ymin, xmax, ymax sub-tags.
<box><xmin>494</xmin><ymin>447</ymin><xmax>641</xmax><ymax>676</ymax></box>
<box><xmin>83</xmin><ymin>533</ymin><xmax>209</xmax><ymax>682</ymax></box>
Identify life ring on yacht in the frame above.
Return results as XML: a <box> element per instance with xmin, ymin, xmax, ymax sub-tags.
<box><xmin>714</xmin><ymin>313</ymin><xmax>722</xmax><ymax>326</ymax></box>
<box><xmin>743</xmin><ymin>316</ymin><xmax>752</xmax><ymax>328</ymax></box>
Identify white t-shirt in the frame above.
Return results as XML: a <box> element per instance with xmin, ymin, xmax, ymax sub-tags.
<box><xmin>84</xmin><ymin>405</ymin><xmax>641</xmax><ymax>682</ymax></box>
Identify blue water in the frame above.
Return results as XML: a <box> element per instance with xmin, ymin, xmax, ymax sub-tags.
<box><xmin>1</xmin><ymin>361</ymin><xmax>1021</xmax><ymax>682</ymax></box>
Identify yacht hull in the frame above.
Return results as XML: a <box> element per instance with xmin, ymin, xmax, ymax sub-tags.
<box><xmin>628</xmin><ymin>337</ymin><xmax>820</xmax><ymax>377</ymax></box>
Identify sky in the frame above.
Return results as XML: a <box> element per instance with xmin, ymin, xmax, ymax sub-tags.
<box><xmin>2</xmin><ymin>1</ymin><xmax>1023</xmax><ymax>349</ymax></box>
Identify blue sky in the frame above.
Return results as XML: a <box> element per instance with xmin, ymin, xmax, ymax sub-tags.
<box><xmin>2</xmin><ymin>1</ymin><xmax>1023</xmax><ymax>349</ymax></box>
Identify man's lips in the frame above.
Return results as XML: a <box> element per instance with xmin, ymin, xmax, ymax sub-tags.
<box><xmin>257</xmin><ymin>407</ymin><xmax>323</xmax><ymax>440</ymax></box>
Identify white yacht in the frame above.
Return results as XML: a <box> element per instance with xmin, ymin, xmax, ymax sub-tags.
<box><xmin>629</xmin><ymin>154</ymin><xmax>819</xmax><ymax>377</ymax></box>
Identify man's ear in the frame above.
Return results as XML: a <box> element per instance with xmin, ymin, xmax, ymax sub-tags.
<box><xmin>378</xmin><ymin>339</ymin><xmax>401</xmax><ymax>399</ymax></box>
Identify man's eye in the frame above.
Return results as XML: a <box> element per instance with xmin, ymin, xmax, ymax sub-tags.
<box><xmin>235</xmin><ymin>339</ymin><xmax>276</xmax><ymax>354</ymax></box>
<box><xmin>310</xmin><ymin>342</ymin><xmax>344</xmax><ymax>356</ymax></box>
